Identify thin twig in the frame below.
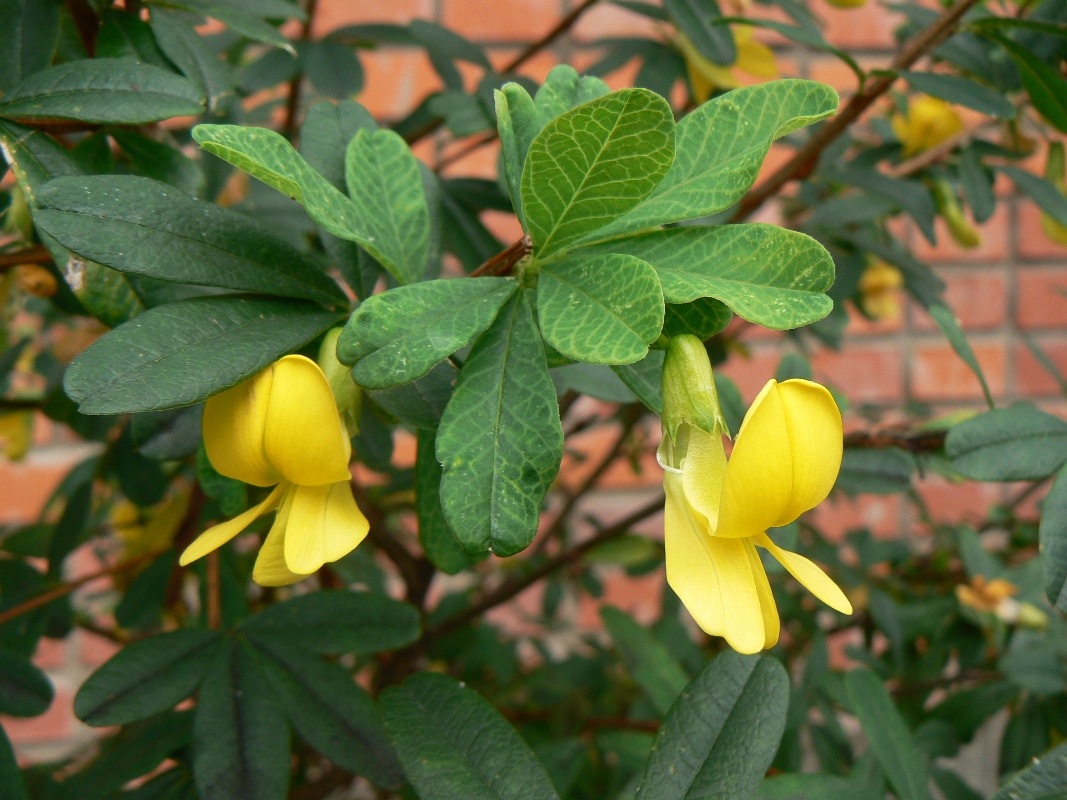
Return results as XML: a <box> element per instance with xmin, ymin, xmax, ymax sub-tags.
<box><xmin>843</xmin><ymin>427</ymin><xmax>947</xmax><ymax>452</ymax></box>
<box><xmin>282</xmin><ymin>0</ymin><xmax>320</xmax><ymax>139</ymax></box>
<box><xmin>0</xmin><ymin>246</ymin><xmax>52</xmax><ymax>271</ymax></box>
<box><xmin>206</xmin><ymin>551</ymin><xmax>221</xmax><ymax>629</ymax></box>
<box><xmin>731</xmin><ymin>0</ymin><xmax>984</xmax><ymax>222</ymax></box>
<box><xmin>470</xmin><ymin>235</ymin><xmax>532</xmax><ymax>277</ymax></box>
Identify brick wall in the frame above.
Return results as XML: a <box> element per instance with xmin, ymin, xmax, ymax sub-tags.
<box><xmin>4</xmin><ymin>0</ymin><xmax>1066</xmax><ymax>769</ymax></box>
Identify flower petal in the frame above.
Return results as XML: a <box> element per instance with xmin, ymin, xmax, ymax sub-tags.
<box><xmin>282</xmin><ymin>481</ymin><xmax>369</xmax><ymax>574</ymax></box>
<box><xmin>706</xmin><ymin>536</ymin><xmax>768</xmax><ymax>654</ymax></box>
<box><xmin>252</xmin><ymin>490</ymin><xmax>308</xmax><ymax>587</ymax></box>
<box><xmin>179</xmin><ymin>482</ymin><xmax>286</xmax><ymax>566</ymax></box>
<box><xmin>744</xmin><ymin>540</ymin><xmax>781</xmax><ymax>650</ymax></box>
<box><xmin>263</xmin><ymin>355</ymin><xmax>353</xmax><ymax>486</ymax></box>
<box><xmin>772</xmin><ymin>379</ymin><xmax>843</xmax><ymax>526</ymax></box>
<box><xmin>716</xmin><ymin>380</ymin><xmax>793</xmax><ymax>538</ymax></box>
<box><xmin>203</xmin><ymin>368</ymin><xmax>280</xmax><ymax>487</ymax></box>
<box><xmin>680</xmin><ymin>424</ymin><xmax>727</xmax><ymax>530</ymax></box>
<box><xmin>756</xmin><ymin>531</ymin><xmax>853</xmax><ymax>615</ymax></box>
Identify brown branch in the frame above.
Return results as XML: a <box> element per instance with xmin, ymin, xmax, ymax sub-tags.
<box><xmin>502</xmin><ymin>707</ymin><xmax>661</xmax><ymax>733</ymax></box>
<box><xmin>427</xmin><ymin>493</ymin><xmax>665</xmax><ymax>639</ymax></box>
<box><xmin>404</xmin><ymin>0</ymin><xmax>602</xmax><ymax>146</ymax></box>
<box><xmin>731</xmin><ymin>0</ymin><xmax>984</xmax><ymax>223</ymax></box>
<box><xmin>843</xmin><ymin>427</ymin><xmax>946</xmax><ymax>453</ymax></box>
<box><xmin>206</xmin><ymin>551</ymin><xmax>221</xmax><ymax>629</ymax></box>
<box><xmin>0</xmin><ymin>549</ymin><xmax>167</xmax><ymax>627</ymax></box>
<box><xmin>282</xmin><ymin>0</ymin><xmax>320</xmax><ymax>139</ymax></box>
<box><xmin>0</xmin><ymin>246</ymin><xmax>52</xmax><ymax>271</ymax></box>
<box><xmin>470</xmin><ymin>235</ymin><xmax>532</xmax><ymax>277</ymax></box>
<box><xmin>65</xmin><ymin>0</ymin><xmax>99</xmax><ymax>58</ymax></box>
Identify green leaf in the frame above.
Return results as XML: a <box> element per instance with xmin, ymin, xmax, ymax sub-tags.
<box><xmin>250</xmin><ymin>638</ymin><xmax>403</xmax><ymax>788</ymax></box>
<box><xmin>1040</xmin><ymin>465</ymin><xmax>1067</xmax><ymax>613</ymax></box>
<box><xmin>664</xmin><ymin>0</ymin><xmax>735</xmax><ymax>64</ymax></box>
<box><xmin>835</xmin><ymin>168</ymin><xmax>936</xmax><ymax>243</ymax></box>
<box><xmin>0</xmin><ymin>649</ymin><xmax>53</xmax><ymax>716</ymax></box>
<box><xmin>946</xmin><ymin>404</ymin><xmax>1067</xmax><ymax>481</ymax></box>
<box><xmin>521</xmin><ymin>88</ymin><xmax>675</xmax><ymax>258</ymax></box>
<box><xmin>368</xmin><ymin>361</ymin><xmax>457</xmax><ymax>429</ymax></box>
<box><xmin>589</xmin><ymin>81</ymin><xmax>838</xmax><ymax>240</ymax></box>
<box><xmin>836</xmin><ymin>448</ymin><xmax>914</xmax><ymax>494</ymax></box>
<box><xmin>992</xmin><ymin>740</ymin><xmax>1067</xmax><ymax>800</ymax></box>
<box><xmin>537</xmin><ymin>253</ymin><xmax>664</xmax><ymax>364</ymax></box>
<box><xmin>304</xmin><ymin>40</ymin><xmax>365</xmax><ymax>99</ymax></box>
<box><xmin>193</xmin><ymin>640</ymin><xmax>290</xmax><ymax>800</ymax></box>
<box><xmin>416</xmin><ymin>428</ymin><xmax>476</xmax><ymax>574</ymax></box>
<box><xmin>1001</xmin><ymin>165</ymin><xmax>1067</xmax><ymax>228</ymax></box>
<box><xmin>176</xmin><ymin>0</ymin><xmax>294</xmax><ymax>50</ymax></box>
<box><xmin>533</xmin><ymin>64</ymin><xmax>611</xmax><ymax>123</ymax></box>
<box><xmin>300</xmin><ymin>99</ymin><xmax>377</xmax><ymax>191</ymax></box>
<box><xmin>928</xmin><ymin>303</ymin><xmax>994</xmax><ymax>408</ymax></box>
<box><xmin>553</xmin><ymin>362</ymin><xmax>638</xmax><ymax>403</ymax></box>
<box><xmin>97</xmin><ymin>9</ymin><xmax>170</xmax><ymax>67</ymax></box>
<box><xmin>192</xmin><ymin>124</ymin><xmax>370</xmax><ymax>247</ymax></box>
<box><xmin>495</xmin><ymin>83</ymin><xmax>540</xmax><ymax>227</ymax></box>
<box><xmin>662</xmin><ymin>296</ymin><xmax>732</xmax><ymax>339</ymax></box>
<box><xmin>959</xmin><ymin>146</ymin><xmax>995</xmax><ymax>223</ymax></box>
<box><xmin>0</xmin><ymin>0</ymin><xmax>60</xmax><ymax>92</ymax></box>
<box><xmin>240</xmin><ymin>590</ymin><xmax>421</xmax><ymax>655</ymax></box>
<box><xmin>111</xmin><ymin>131</ymin><xmax>204</xmax><ymax>197</ymax></box>
<box><xmin>899</xmin><ymin>71</ymin><xmax>1015</xmax><ymax>119</ymax></box>
<box><xmin>0</xmin><ymin>727</ymin><xmax>28</xmax><ymax>800</ymax></box>
<box><xmin>590</xmin><ymin>224</ymin><xmax>834</xmax><ymax>329</ymax></box>
<box><xmin>337</xmin><ymin>278</ymin><xmax>517</xmax><ymax>390</ymax></box>
<box><xmin>35</xmin><ymin>176</ymin><xmax>344</xmax><ymax>304</ymax></box>
<box><xmin>601</xmin><ymin>607</ymin><xmax>688</xmax><ymax>716</ymax></box>
<box><xmin>74</xmin><ymin>629</ymin><xmax>223</xmax><ymax>726</ymax></box>
<box><xmin>64</xmin><ymin>295</ymin><xmax>342</xmax><ymax>414</ymax></box>
<box><xmin>845</xmin><ymin>668</ymin><xmax>931</xmax><ymax>800</ymax></box>
<box><xmin>381</xmin><ymin>672</ymin><xmax>561</xmax><ymax>800</ymax></box>
<box><xmin>987</xmin><ymin>33</ymin><xmax>1067</xmax><ymax>133</ymax></box>
<box><xmin>0</xmin><ymin>59</ymin><xmax>204</xmax><ymax>124</ymax></box>
<box><xmin>612</xmin><ymin>349</ymin><xmax>664</xmax><ymax>414</ymax></box>
<box><xmin>757</xmin><ymin>774</ymin><xmax>854</xmax><ymax>800</ymax></box>
<box><xmin>637</xmin><ymin>652</ymin><xmax>789</xmax><ymax>799</ymax></box>
<box><xmin>437</xmin><ymin>292</ymin><xmax>563</xmax><ymax>556</ymax></box>
<box><xmin>345</xmin><ymin>128</ymin><xmax>431</xmax><ymax>283</ymax></box>
<box><xmin>150</xmin><ymin>8</ymin><xmax>236</xmax><ymax>115</ymax></box>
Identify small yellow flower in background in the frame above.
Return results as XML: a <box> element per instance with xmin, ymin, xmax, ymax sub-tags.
<box><xmin>1040</xmin><ymin>142</ymin><xmax>1067</xmax><ymax>245</ymax></box>
<box><xmin>659</xmin><ymin>335</ymin><xmax>852</xmax><ymax>655</ymax></box>
<box><xmin>0</xmin><ymin>411</ymin><xmax>33</xmax><ymax>460</ymax></box>
<box><xmin>180</xmin><ymin>354</ymin><xmax>369</xmax><ymax>586</ymax></box>
<box><xmin>858</xmin><ymin>259</ymin><xmax>904</xmax><ymax>321</ymax></box>
<box><xmin>676</xmin><ymin>26</ymin><xmax>778</xmax><ymax>104</ymax></box>
<box><xmin>956</xmin><ymin>575</ymin><xmax>1048</xmax><ymax>630</ymax></box>
<box><xmin>891</xmin><ymin>96</ymin><xmax>963</xmax><ymax>156</ymax></box>
<box><xmin>825</xmin><ymin>0</ymin><xmax>867</xmax><ymax>8</ymax></box>
<box><xmin>113</xmin><ymin>489</ymin><xmax>191</xmax><ymax>558</ymax></box>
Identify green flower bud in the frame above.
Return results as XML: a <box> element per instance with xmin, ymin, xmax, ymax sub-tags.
<box><xmin>660</xmin><ymin>334</ymin><xmax>728</xmax><ymax>468</ymax></box>
<box><xmin>933</xmin><ymin>179</ymin><xmax>981</xmax><ymax>249</ymax></box>
<box><xmin>318</xmin><ymin>327</ymin><xmax>361</xmax><ymax>433</ymax></box>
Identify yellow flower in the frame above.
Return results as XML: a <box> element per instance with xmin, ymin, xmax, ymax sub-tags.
<box><xmin>180</xmin><ymin>355</ymin><xmax>369</xmax><ymax>586</ymax></box>
<box><xmin>858</xmin><ymin>259</ymin><xmax>904</xmax><ymax>321</ymax></box>
<box><xmin>0</xmin><ymin>411</ymin><xmax>33</xmax><ymax>460</ymax></box>
<box><xmin>677</xmin><ymin>26</ymin><xmax>778</xmax><ymax>104</ymax></box>
<box><xmin>659</xmin><ymin>336</ymin><xmax>852</xmax><ymax>654</ymax></box>
<box><xmin>891</xmin><ymin>96</ymin><xmax>963</xmax><ymax>156</ymax></box>
<box><xmin>1041</xmin><ymin>142</ymin><xmax>1067</xmax><ymax>245</ymax></box>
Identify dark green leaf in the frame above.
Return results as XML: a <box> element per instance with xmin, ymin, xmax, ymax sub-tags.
<box><xmin>601</xmin><ymin>607</ymin><xmax>688</xmax><ymax>716</ymax></box>
<box><xmin>368</xmin><ymin>361</ymin><xmax>457</xmax><ymax>429</ymax></box>
<box><xmin>928</xmin><ymin>304</ymin><xmax>994</xmax><ymax>408</ymax></box>
<box><xmin>757</xmin><ymin>774</ymin><xmax>854</xmax><ymax>800</ymax></box>
<box><xmin>0</xmin><ymin>649</ymin><xmax>53</xmax><ymax>717</ymax></box>
<box><xmin>836</xmin><ymin>448</ymin><xmax>914</xmax><ymax>494</ymax></box>
<box><xmin>437</xmin><ymin>292</ymin><xmax>563</xmax><ymax>556</ymax></box>
<box><xmin>662</xmin><ymin>297</ymin><xmax>732</xmax><ymax>339</ymax></box>
<box><xmin>74</xmin><ymin>629</ymin><xmax>223</xmax><ymax>726</ymax></box>
<box><xmin>612</xmin><ymin>349</ymin><xmax>664</xmax><ymax>414</ymax></box>
<box><xmin>111</xmin><ymin>130</ymin><xmax>204</xmax><ymax>196</ymax></box>
<box><xmin>381</xmin><ymin>671</ymin><xmax>561</xmax><ymax>800</ymax></box>
<box><xmin>251</xmin><ymin>638</ymin><xmax>403</xmax><ymax>787</ymax></box>
<box><xmin>495</xmin><ymin>82</ymin><xmax>540</xmax><ymax>227</ymax></box>
<box><xmin>240</xmin><ymin>590</ymin><xmax>421</xmax><ymax>655</ymax></box>
<box><xmin>193</xmin><ymin>640</ymin><xmax>290</xmax><ymax>800</ymax></box>
<box><xmin>1041</xmin><ymin>464</ymin><xmax>1067</xmax><ymax>612</ymax></box>
<box><xmin>637</xmin><ymin>652</ymin><xmax>789</xmax><ymax>799</ymax></box>
<box><xmin>115</xmin><ymin>552</ymin><xmax>175</xmax><ymax>630</ymax></box>
<box><xmin>97</xmin><ymin>9</ymin><xmax>170</xmax><ymax>67</ymax></box>
<box><xmin>131</xmin><ymin>405</ymin><xmax>203</xmax><ymax>460</ymax></box>
<box><xmin>338</xmin><ymin>278</ymin><xmax>517</xmax><ymax>390</ymax></box>
<box><xmin>0</xmin><ymin>727</ymin><xmax>28</xmax><ymax>800</ymax></box>
<box><xmin>845</xmin><ymin>668</ymin><xmax>931</xmax><ymax>800</ymax></box>
<box><xmin>409</xmin><ymin>19</ymin><xmax>489</xmax><ymax>66</ymax></box>
<box><xmin>305</xmin><ymin>39</ymin><xmax>364</xmax><ymax>99</ymax></box>
<box><xmin>987</xmin><ymin>33</ymin><xmax>1067</xmax><ymax>133</ymax></box>
<box><xmin>946</xmin><ymin>404</ymin><xmax>1067</xmax><ymax>481</ymax></box>
<box><xmin>959</xmin><ymin>146</ymin><xmax>995</xmax><ymax>223</ymax></box>
<box><xmin>300</xmin><ymin>99</ymin><xmax>377</xmax><ymax>191</ymax></box>
<box><xmin>664</xmin><ymin>0</ymin><xmax>735</xmax><ymax>64</ymax></box>
<box><xmin>0</xmin><ymin>59</ymin><xmax>204</xmax><ymax>123</ymax></box>
<box><xmin>835</xmin><ymin>167</ymin><xmax>937</xmax><ymax>243</ymax></box>
<box><xmin>416</xmin><ymin>428</ymin><xmax>476</xmax><ymax>573</ymax></box>
<box><xmin>899</xmin><ymin>70</ymin><xmax>1015</xmax><ymax>118</ymax></box>
<box><xmin>150</xmin><ymin>8</ymin><xmax>235</xmax><ymax>114</ymax></box>
<box><xmin>64</xmin><ymin>295</ymin><xmax>342</xmax><ymax>414</ymax></box>
<box><xmin>552</xmin><ymin>362</ymin><xmax>639</xmax><ymax>403</ymax></box>
<box><xmin>992</xmin><ymin>740</ymin><xmax>1067</xmax><ymax>800</ymax></box>
<box><xmin>533</xmin><ymin>64</ymin><xmax>611</xmax><ymax>123</ymax></box>
<box><xmin>521</xmin><ymin>88</ymin><xmax>675</xmax><ymax>257</ymax></box>
<box><xmin>1001</xmin><ymin>165</ymin><xmax>1067</xmax><ymax>228</ymax></box>
<box><xmin>0</xmin><ymin>0</ymin><xmax>60</xmax><ymax>92</ymax></box>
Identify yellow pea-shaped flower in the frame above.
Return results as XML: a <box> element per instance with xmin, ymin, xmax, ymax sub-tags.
<box><xmin>659</xmin><ymin>335</ymin><xmax>852</xmax><ymax>654</ymax></box>
<box><xmin>676</xmin><ymin>25</ymin><xmax>777</xmax><ymax>104</ymax></box>
<box><xmin>891</xmin><ymin>96</ymin><xmax>963</xmax><ymax>156</ymax></box>
<box><xmin>181</xmin><ymin>355</ymin><xmax>369</xmax><ymax>586</ymax></box>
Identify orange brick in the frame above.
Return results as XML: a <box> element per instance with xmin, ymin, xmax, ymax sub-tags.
<box><xmin>810</xmin><ymin>493</ymin><xmax>903</xmax><ymax>541</ymax></box>
<box><xmin>910</xmin><ymin>340</ymin><xmax>1006</xmax><ymax>402</ymax></box>
<box><xmin>820</xmin><ymin>1</ymin><xmax>898</xmax><ymax>50</ymax></box>
<box><xmin>1017</xmin><ymin>202</ymin><xmax>1067</xmax><ymax>260</ymax></box>
<box><xmin>312</xmin><ymin>0</ymin><xmax>434</xmax><ymax>36</ymax></box>
<box><xmin>486</xmin><ymin>48</ymin><xmax>559</xmax><ymax>84</ymax></box>
<box><xmin>806</xmin><ymin>54</ymin><xmax>881</xmax><ymax>96</ymax></box>
<box><xmin>911</xmin><ymin>269</ymin><xmax>1008</xmax><ymax>332</ymax></box>
<box><xmin>359</xmin><ymin>49</ymin><xmax>441</xmax><ymax>120</ymax></box>
<box><xmin>1012</xmin><ymin>336</ymin><xmax>1067</xmax><ymax>397</ymax></box>
<box><xmin>577</xmin><ymin>569</ymin><xmax>664</xmax><ymax>628</ymax></box>
<box><xmin>718</xmin><ymin>346</ymin><xmax>782</xmax><ymax>400</ymax></box>
<box><xmin>32</xmin><ymin>639</ymin><xmax>66</xmax><ymax>671</ymax></box>
<box><xmin>569</xmin><ymin>47</ymin><xmax>645</xmax><ymax>94</ymax></box>
<box><xmin>571</xmin><ymin>1</ymin><xmax>661</xmax><ymax>42</ymax></box>
<box><xmin>3</xmin><ymin>689</ymin><xmax>74</xmax><ymax>744</ymax></box>
<box><xmin>440</xmin><ymin>138</ymin><xmax>501</xmax><ymax>180</ymax></box>
<box><xmin>78</xmin><ymin>631</ymin><xmax>121</xmax><ymax>668</ymax></box>
<box><xmin>913</xmin><ymin>474</ymin><xmax>1003</xmax><ymax>531</ymax></box>
<box><xmin>811</xmin><ymin>343</ymin><xmax>904</xmax><ymax>403</ymax></box>
<box><xmin>910</xmin><ymin>203</ymin><xmax>1009</xmax><ymax>264</ymax></box>
<box><xmin>846</xmin><ymin>301</ymin><xmax>905</xmax><ymax>336</ymax></box>
<box><xmin>441</xmin><ymin>0</ymin><xmax>562</xmax><ymax>43</ymax></box>
<box><xmin>0</xmin><ymin>456</ymin><xmax>80</xmax><ymax>525</ymax></box>
<box><xmin>1016</xmin><ymin>267</ymin><xmax>1067</xmax><ymax>330</ymax></box>
<box><xmin>482</xmin><ymin>209</ymin><xmax>525</xmax><ymax>243</ymax></box>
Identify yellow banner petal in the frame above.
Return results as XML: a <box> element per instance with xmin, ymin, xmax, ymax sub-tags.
<box><xmin>680</xmin><ymin>424</ymin><xmax>727</xmax><ymax>530</ymax></box>
<box><xmin>252</xmin><ymin>490</ymin><xmax>308</xmax><ymax>587</ymax></box>
<box><xmin>772</xmin><ymin>380</ymin><xmax>842</xmax><ymax>526</ymax></box>
<box><xmin>716</xmin><ymin>380</ymin><xmax>793</xmax><ymax>538</ymax></box>
<box><xmin>665</xmin><ymin>472</ymin><xmax>726</xmax><ymax>636</ymax></box>
<box><xmin>282</xmin><ymin>481</ymin><xmax>369</xmax><ymax>574</ymax></box>
<box><xmin>179</xmin><ymin>482</ymin><xmax>286</xmax><ymax>566</ymax></box>
<box><xmin>756</xmin><ymin>531</ymin><xmax>852</xmax><ymax>615</ymax></box>
<box><xmin>263</xmin><ymin>355</ymin><xmax>353</xmax><ymax>486</ymax></box>
<box><xmin>203</xmin><ymin>368</ymin><xmax>280</xmax><ymax>487</ymax></box>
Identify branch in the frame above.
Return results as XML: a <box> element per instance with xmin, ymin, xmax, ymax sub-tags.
<box><xmin>427</xmin><ymin>493</ymin><xmax>665</xmax><ymax>639</ymax></box>
<box><xmin>282</xmin><ymin>0</ymin><xmax>321</xmax><ymax>139</ymax></box>
<box><xmin>0</xmin><ymin>246</ymin><xmax>53</xmax><ymax>271</ymax></box>
<box><xmin>731</xmin><ymin>0</ymin><xmax>984</xmax><ymax>222</ymax></box>
<box><xmin>843</xmin><ymin>427</ymin><xmax>947</xmax><ymax>453</ymax></box>
<box><xmin>65</xmin><ymin>0</ymin><xmax>99</xmax><ymax>58</ymax></box>
<box><xmin>470</xmin><ymin>235</ymin><xmax>532</xmax><ymax>277</ymax></box>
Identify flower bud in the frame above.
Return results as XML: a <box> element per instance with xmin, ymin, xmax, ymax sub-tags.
<box><xmin>660</xmin><ymin>335</ymin><xmax>728</xmax><ymax>468</ymax></box>
<box><xmin>317</xmin><ymin>328</ymin><xmax>361</xmax><ymax>433</ymax></box>
<box><xmin>933</xmin><ymin>180</ymin><xmax>981</xmax><ymax>249</ymax></box>
<box><xmin>858</xmin><ymin>259</ymin><xmax>904</xmax><ymax>321</ymax></box>
<box><xmin>825</xmin><ymin>0</ymin><xmax>867</xmax><ymax>8</ymax></box>
<box><xmin>3</xmin><ymin>185</ymin><xmax>33</xmax><ymax>243</ymax></box>
<box><xmin>1041</xmin><ymin>142</ymin><xmax>1067</xmax><ymax>245</ymax></box>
